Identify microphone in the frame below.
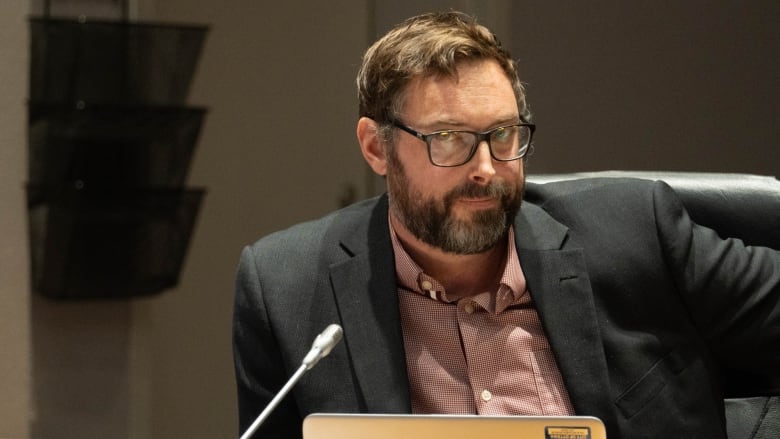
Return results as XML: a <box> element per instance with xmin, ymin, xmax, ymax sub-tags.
<box><xmin>240</xmin><ymin>324</ymin><xmax>344</xmax><ymax>439</ymax></box>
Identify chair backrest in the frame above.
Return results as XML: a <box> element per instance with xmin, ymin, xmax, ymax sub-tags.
<box><xmin>527</xmin><ymin>171</ymin><xmax>780</xmax><ymax>439</ymax></box>
<box><xmin>528</xmin><ymin>171</ymin><xmax>780</xmax><ymax>250</ymax></box>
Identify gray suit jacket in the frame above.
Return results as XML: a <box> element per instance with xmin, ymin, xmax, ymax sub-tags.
<box><xmin>233</xmin><ymin>178</ymin><xmax>780</xmax><ymax>439</ymax></box>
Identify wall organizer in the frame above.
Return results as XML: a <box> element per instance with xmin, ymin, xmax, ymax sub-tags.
<box><xmin>27</xmin><ymin>9</ymin><xmax>209</xmax><ymax>299</ymax></box>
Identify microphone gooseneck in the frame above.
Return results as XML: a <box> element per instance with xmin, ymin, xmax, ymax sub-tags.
<box><xmin>240</xmin><ymin>324</ymin><xmax>344</xmax><ymax>439</ymax></box>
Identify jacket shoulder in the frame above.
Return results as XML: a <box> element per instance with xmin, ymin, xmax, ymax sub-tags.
<box><xmin>246</xmin><ymin>195</ymin><xmax>384</xmax><ymax>259</ymax></box>
<box><xmin>525</xmin><ymin>176</ymin><xmax>659</xmax><ymax>203</ymax></box>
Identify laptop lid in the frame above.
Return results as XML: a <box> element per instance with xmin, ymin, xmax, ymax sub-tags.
<box><xmin>303</xmin><ymin>414</ymin><xmax>607</xmax><ymax>439</ymax></box>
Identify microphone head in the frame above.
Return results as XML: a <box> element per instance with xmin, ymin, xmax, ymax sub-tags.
<box><xmin>316</xmin><ymin>324</ymin><xmax>343</xmax><ymax>357</ymax></box>
<box><xmin>302</xmin><ymin>324</ymin><xmax>343</xmax><ymax>369</ymax></box>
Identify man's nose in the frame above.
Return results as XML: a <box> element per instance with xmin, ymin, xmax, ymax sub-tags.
<box><xmin>467</xmin><ymin>141</ymin><xmax>496</xmax><ymax>184</ymax></box>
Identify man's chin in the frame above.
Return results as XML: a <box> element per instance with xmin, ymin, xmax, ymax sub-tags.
<box><xmin>436</xmin><ymin>216</ymin><xmax>510</xmax><ymax>253</ymax></box>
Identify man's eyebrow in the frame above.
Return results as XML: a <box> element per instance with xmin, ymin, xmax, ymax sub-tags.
<box><xmin>424</xmin><ymin>115</ymin><xmax>521</xmax><ymax>131</ymax></box>
<box><xmin>492</xmin><ymin>115</ymin><xmax>522</xmax><ymax>126</ymax></box>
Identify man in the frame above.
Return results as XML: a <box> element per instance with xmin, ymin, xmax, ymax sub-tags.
<box><xmin>233</xmin><ymin>11</ymin><xmax>779</xmax><ymax>438</ymax></box>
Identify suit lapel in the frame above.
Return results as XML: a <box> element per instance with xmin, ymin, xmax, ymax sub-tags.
<box><xmin>327</xmin><ymin>196</ymin><xmax>411</xmax><ymax>414</ymax></box>
<box><xmin>515</xmin><ymin>203</ymin><xmax>617</xmax><ymax>428</ymax></box>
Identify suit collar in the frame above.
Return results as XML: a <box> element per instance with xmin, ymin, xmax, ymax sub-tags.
<box><xmin>514</xmin><ymin>201</ymin><xmax>569</xmax><ymax>250</ymax></box>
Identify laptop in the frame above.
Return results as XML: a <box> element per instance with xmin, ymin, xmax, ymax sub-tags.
<box><xmin>303</xmin><ymin>413</ymin><xmax>607</xmax><ymax>439</ymax></box>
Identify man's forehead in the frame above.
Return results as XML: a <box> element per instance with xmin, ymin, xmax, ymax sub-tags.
<box><xmin>399</xmin><ymin>60</ymin><xmax>518</xmax><ymax>128</ymax></box>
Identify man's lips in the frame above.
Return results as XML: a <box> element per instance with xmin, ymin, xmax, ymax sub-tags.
<box><xmin>456</xmin><ymin>196</ymin><xmax>498</xmax><ymax>208</ymax></box>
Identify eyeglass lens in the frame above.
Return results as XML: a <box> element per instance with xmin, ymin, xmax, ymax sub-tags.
<box><xmin>429</xmin><ymin>125</ymin><xmax>530</xmax><ymax>166</ymax></box>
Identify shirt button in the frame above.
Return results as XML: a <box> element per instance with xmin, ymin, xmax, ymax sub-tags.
<box><xmin>481</xmin><ymin>389</ymin><xmax>492</xmax><ymax>401</ymax></box>
<box><xmin>464</xmin><ymin>302</ymin><xmax>475</xmax><ymax>314</ymax></box>
<box><xmin>420</xmin><ymin>280</ymin><xmax>433</xmax><ymax>290</ymax></box>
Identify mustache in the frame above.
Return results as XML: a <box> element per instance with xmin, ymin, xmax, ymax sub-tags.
<box><xmin>445</xmin><ymin>180</ymin><xmax>513</xmax><ymax>201</ymax></box>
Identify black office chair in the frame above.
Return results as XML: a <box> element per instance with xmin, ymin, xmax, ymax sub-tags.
<box><xmin>527</xmin><ymin>171</ymin><xmax>780</xmax><ymax>439</ymax></box>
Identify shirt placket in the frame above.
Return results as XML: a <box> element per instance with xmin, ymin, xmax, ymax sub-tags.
<box><xmin>456</xmin><ymin>298</ymin><xmax>493</xmax><ymax>413</ymax></box>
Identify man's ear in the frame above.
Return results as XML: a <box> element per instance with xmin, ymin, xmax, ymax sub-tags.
<box><xmin>357</xmin><ymin>117</ymin><xmax>388</xmax><ymax>176</ymax></box>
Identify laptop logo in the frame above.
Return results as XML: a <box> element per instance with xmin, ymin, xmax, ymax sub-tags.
<box><xmin>545</xmin><ymin>426</ymin><xmax>591</xmax><ymax>439</ymax></box>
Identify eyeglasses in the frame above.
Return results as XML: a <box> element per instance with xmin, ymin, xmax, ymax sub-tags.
<box><xmin>392</xmin><ymin>120</ymin><xmax>535</xmax><ymax>167</ymax></box>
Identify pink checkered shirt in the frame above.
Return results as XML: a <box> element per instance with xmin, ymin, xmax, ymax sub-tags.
<box><xmin>390</xmin><ymin>223</ymin><xmax>575</xmax><ymax>416</ymax></box>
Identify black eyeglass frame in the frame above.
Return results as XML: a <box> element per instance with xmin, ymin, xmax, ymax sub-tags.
<box><xmin>391</xmin><ymin>119</ymin><xmax>536</xmax><ymax>167</ymax></box>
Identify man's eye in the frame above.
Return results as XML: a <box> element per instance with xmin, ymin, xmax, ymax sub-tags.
<box><xmin>492</xmin><ymin>127</ymin><xmax>510</xmax><ymax>141</ymax></box>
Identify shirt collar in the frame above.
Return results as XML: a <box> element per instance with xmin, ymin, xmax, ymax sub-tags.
<box><xmin>389</xmin><ymin>216</ymin><xmax>527</xmax><ymax>312</ymax></box>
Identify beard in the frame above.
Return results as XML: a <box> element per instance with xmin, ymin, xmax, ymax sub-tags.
<box><xmin>386</xmin><ymin>147</ymin><xmax>524</xmax><ymax>255</ymax></box>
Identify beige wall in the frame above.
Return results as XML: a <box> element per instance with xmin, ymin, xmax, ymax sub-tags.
<box><xmin>508</xmin><ymin>1</ymin><xmax>779</xmax><ymax>176</ymax></box>
<box><xmin>133</xmin><ymin>1</ymin><xmax>371</xmax><ymax>437</ymax></box>
<box><xmin>1</xmin><ymin>1</ymin><xmax>777</xmax><ymax>438</ymax></box>
<box><xmin>0</xmin><ymin>1</ymin><xmax>31</xmax><ymax>438</ymax></box>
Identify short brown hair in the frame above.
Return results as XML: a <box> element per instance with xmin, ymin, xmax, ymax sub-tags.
<box><xmin>357</xmin><ymin>11</ymin><xmax>529</xmax><ymax>128</ymax></box>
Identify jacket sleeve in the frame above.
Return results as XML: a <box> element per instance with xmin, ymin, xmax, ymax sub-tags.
<box><xmin>652</xmin><ymin>181</ymin><xmax>780</xmax><ymax>375</ymax></box>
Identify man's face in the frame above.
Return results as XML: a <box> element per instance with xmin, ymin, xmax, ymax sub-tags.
<box><xmin>385</xmin><ymin>59</ymin><xmax>525</xmax><ymax>254</ymax></box>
